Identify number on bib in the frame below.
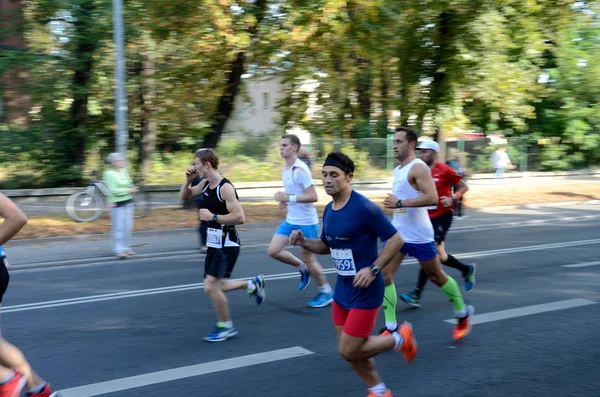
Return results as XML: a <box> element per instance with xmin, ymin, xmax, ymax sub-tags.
<box><xmin>207</xmin><ymin>227</ymin><xmax>223</xmax><ymax>249</ymax></box>
<box><xmin>394</xmin><ymin>208</ymin><xmax>407</xmax><ymax>215</ymax></box>
<box><xmin>331</xmin><ymin>248</ymin><xmax>357</xmax><ymax>276</ymax></box>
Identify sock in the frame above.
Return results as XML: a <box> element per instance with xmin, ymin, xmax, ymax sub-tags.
<box><xmin>440</xmin><ymin>277</ymin><xmax>466</xmax><ymax>313</ymax></box>
<box><xmin>383</xmin><ymin>284</ymin><xmax>397</xmax><ymax>328</ymax></box>
<box><xmin>0</xmin><ymin>370</ymin><xmax>14</xmax><ymax>385</ymax></box>
<box><xmin>415</xmin><ymin>268</ymin><xmax>428</xmax><ymax>296</ymax></box>
<box><xmin>217</xmin><ymin>321</ymin><xmax>233</xmax><ymax>328</ymax></box>
<box><xmin>318</xmin><ymin>283</ymin><xmax>333</xmax><ymax>294</ymax></box>
<box><xmin>298</xmin><ymin>262</ymin><xmax>308</xmax><ymax>272</ymax></box>
<box><xmin>247</xmin><ymin>280</ymin><xmax>256</xmax><ymax>293</ymax></box>
<box><xmin>28</xmin><ymin>382</ymin><xmax>48</xmax><ymax>394</ymax></box>
<box><xmin>443</xmin><ymin>254</ymin><xmax>469</xmax><ymax>274</ymax></box>
<box><xmin>368</xmin><ymin>383</ymin><xmax>388</xmax><ymax>396</ymax></box>
<box><xmin>391</xmin><ymin>331</ymin><xmax>404</xmax><ymax>348</ymax></box>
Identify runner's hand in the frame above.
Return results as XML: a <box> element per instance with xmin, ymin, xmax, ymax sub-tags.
<box><xmin>274</xmin><ymin>191</ymin><xmax>289</xmax><ymax>203</ymax></box>
<box><xmin>289</xmin><ymin>230</ymin><xmax>304</xmax><ymax>246</ymax></box>
<box><xmin>278</xmin><ymin>201</ymin><xmax>288</xmax><ymax>211</ymax></box>
<box><xmin>440</xmin><ymin>196</ymin><xmax>453</xmax><ymax>207</ymax></box>
<box><xmin>198</xmin><ymin>209</ymin><xmax>213</xmax><ymax>222</ymax></box>
<box><xmin>383</xmin><ymin>193</ymin><xmax>399</xmax><ymax>209</ymax></box>
<box><xmin>185</xmin><ymin>166</ymin><xmax>197</xmax><ymax>182</ymax></box>
<box><xmin>353</xmin><ymin>267</ymin><xmax>375</xmax><ymax>288</ymax></box>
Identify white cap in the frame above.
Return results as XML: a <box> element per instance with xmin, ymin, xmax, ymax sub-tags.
<box><xmin>417</xmin><ymin>140</ymin><xmax>440</xmax><ymax>152</ymax></box>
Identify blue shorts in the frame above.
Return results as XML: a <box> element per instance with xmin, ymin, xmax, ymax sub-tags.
<box><xmin>382</xmin><ymin>240</ymin><xmax>437</xmax><ymax>261</ymax></box>
<box><xmin>275</xmin><ymin>221</ymin><xmax>319</xmax><ymax>239</ymax></box>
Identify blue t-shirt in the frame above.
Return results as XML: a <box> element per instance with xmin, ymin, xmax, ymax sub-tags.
<box><xmin>320</xmin><ymin>191</ymin><xmax>398</xmax><ymax>309</ymax></box>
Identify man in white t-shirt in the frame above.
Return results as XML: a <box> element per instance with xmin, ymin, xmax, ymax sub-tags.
<box><xmin>268</xmin><ymin>134</ymin><xmax>333</xmax><ymax>308</ymax></box>
<box><xmin>490</xmin><ymin>146</ymin><xmax>512</xmax><ymax>178</ymax></box>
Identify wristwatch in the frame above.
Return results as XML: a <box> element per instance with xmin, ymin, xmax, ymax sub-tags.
<box><xmin>370</xmin><ymin>265</ymin><xmax>381</xmax><ymax>276</ymax></box>
<box><xmin>396</xmin><ymin>200</ymin><xmax>403</xmax><ymax>208</ymax></box>
<box><xmin>212</xmin><ymin>214</ymin><xmax>218</xmax><ymax>222</ymax></box>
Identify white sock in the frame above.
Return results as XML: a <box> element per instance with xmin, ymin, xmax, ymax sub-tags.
<box><xmin>0</xmin><ymin>370</ymin><xmax>14</xmax><ymax>385</ymax></box>
<box><xmin>392</xmin><ymin>331</ymin><xmax>404</xmax><ymax>348</ymax></box>
<box><xmin>385</xmin><ymin>321</ymin><xmax>398</xmax><ymax>331</ymax></box>
<box><xmin>247</xmin><ymin>280</ymin><xmax>256</xmax><ymax>292</ymax></box>
<box><xmin>298</xmin><ymin>262</ymin><xmax>308</xmax><ymax>272</ymax></box>
<box><xmin>368</xmin><ymin>383</ymin><xmax>388</xmax><ymax>396</ymax></box>
<box><xmin>222</xmin><ymin>321</ymin><xmax>233</xmax><ymax>328</ymax></box>
<box><xmin>318</xmin><ymin>284</ymin><xmax>332</xmax><ymax>294</ymax></box>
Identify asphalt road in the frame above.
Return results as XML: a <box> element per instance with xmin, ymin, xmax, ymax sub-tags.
<box><xmin>2</xmin><ymin>203</ymin><xmax>600</xmax><ymax>397</ymax></box>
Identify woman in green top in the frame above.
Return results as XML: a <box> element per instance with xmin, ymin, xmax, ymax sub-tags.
<box><xmin>104</xmin><ymin>153</ymin><xmax>138</xmax><ymax>259</ymax></box>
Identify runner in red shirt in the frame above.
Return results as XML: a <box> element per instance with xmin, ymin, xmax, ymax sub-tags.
<box><xmin>398</xmin><ymin>141</ymin><xmax>476</xmax><ymax>308</ymax></box>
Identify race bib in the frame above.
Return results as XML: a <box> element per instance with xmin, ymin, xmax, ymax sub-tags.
<box><xmin>394</xmin><ymin>208</ymin><xmax>407</xmax><ymax>215</ymax></box>
<box><xmin>207</xmin><ymin>227</ymin><xmax>223</xmax><ymax>249</ymax></box>
<box><xmin>331</xmin><ymin>248</ymin><xmax>357</xmax><ymax>276</ymax></box>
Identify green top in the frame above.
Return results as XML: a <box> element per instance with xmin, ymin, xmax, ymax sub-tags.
<box><xmin>103</xmin><ymin>168</ymin><xmax>134</xmax><ymax>203</ymax></box>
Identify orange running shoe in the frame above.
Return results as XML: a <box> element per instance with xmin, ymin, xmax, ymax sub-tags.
<box><xmin>0</xmin><ymin>371</ymin><xmax>27</xmax><ymax>397</ymax></box>
<box><xmin>394</xmin><ymin>321</ymin><xmax>417</xmax><ymax>362</ymax></box>
<box><xmin>453</xmin><ymin>305</ymin><xmax>475</xmax><ymax>340</ymax></box>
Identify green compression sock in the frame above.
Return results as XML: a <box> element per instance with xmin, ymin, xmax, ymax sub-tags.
<box><xmin>440</xmin><ymin>276</ymin><xmax>466</xmax><ymax>313</ymax></box>
<box><xmin>383</xmin><ymin>284</ymin><xmax>397</xmax><ymax>327</ymax></box>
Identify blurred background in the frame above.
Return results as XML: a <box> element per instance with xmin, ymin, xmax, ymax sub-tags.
<box><xmin>1</xmin><ymin>0</ymin><xmax>599</xmax><ymax>188</ymax></box>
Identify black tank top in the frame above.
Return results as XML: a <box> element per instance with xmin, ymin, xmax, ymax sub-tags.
<box><xmin>201</xmin><ymin>178</ymin><xmax>240</xmax><ymax>246</ymax></box>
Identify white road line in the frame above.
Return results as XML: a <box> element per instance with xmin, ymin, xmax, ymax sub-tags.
<box><xmin>8</xmin><ymin>213</ymin><xmax>600</xmax><ymax>273</ymax></box>
<box><xmin>444</xmin><ymin>299</ymin><xmax>597</xmax><ymax>325</ymax></box>
<box><xmin>4</xmin><ymin>238</ymin><xmax>600</xmax><ymax>314</ymax></box>
<box><xmin>562</xmin><ymin>261</ymin><xmax>600</xmax><ymax>268</ymax></box>
<box><xmin>59</xmin><ymin>346</ymin><xmax>314</xmax><ymax>397</ymax></box>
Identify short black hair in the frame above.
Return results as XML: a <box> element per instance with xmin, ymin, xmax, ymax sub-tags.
<box><xmin>323</xmin><ymin>151</ymin><xmax>355</xmax><ymax>174</ymax></box>
<box><xmin>395</xmin><ymin>126</ymin><xmax>418</xmax><ymax>144</ymax></box>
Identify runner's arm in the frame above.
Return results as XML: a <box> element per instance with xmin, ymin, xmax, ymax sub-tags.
<box><xmin>300</xmin><ymin>237</ymin><xmax>331</xmax><ymax>255</ymax></box>
<box><xmin>215</xmin><ymin>183</ymin><xmax>245</xmax><ymax>225</ymax></box>
<box><xmin>401</xmin><ymin>163</ymin><xmax>438</xmax><ymax>207</ymax></box>
<box><xmin>454</xmin><ymin>179</ymin><xmax>469</xmax><ymax>199</ymax></box>
<box><xmin>374</xmin><ymin>232</ymin><xmax>403</xmax><ymax>270</ymax></box>
<box><xmin>0</xmin><ymin>193</ymin><xmax>28</xmax><ymax>245</ymax></box>
<box><xmin>179</xmin><ymin>173</ymin><xmax>207</xmax><ymax>201</ymax></box>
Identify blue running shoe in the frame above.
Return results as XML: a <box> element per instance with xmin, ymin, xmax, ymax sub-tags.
<box><xmin>298</xmin><ymin>269</ymin><xmax>311</xmax><ymax>291</ymax></box>
<box><xmin>249</xmin><ymin>274</ymin><xmax>266</xmax><ymax>305</ymax></box>
<box><xmin>203</xmin><ymin>324</ymin><xmax>238</xmax><ymax>343</ymax></box>
<box><xmin>307</xmin><ymin>292</ymin><xmax>333</xmax><ymax>308</ymax></box>
<box><xmin>463</xmin><ymin>263</ymin><xmax>476</xmax><ymax>291</ymax></box>
<box><xmin>399</xmin><ymin>292</ymin><xmax>421</xmax><ymax>308</ymax></box>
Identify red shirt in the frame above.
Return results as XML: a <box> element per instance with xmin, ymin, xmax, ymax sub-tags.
<box><xmin>428</xmin><ymin>162</ymin><xmax>462</xmax><ymax>219</ymax></box>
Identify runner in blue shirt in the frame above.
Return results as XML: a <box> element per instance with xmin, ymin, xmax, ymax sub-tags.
<box><xmin>289</xmin><ymin>152</ymin><xmax>417</xmax><ymax>397</ymax></box>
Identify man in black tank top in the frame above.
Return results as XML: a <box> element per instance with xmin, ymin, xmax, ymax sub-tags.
<box><xmin>179</xmin><ymin>148</ymin><xmax>266</xmax><ymax>343</ymax></box>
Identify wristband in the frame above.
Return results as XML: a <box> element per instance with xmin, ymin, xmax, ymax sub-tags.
<box><xmin>289</xmin><ymin>195</ymin><xmax>297</xmax><ymax>204</ymax></box>
<box><xmin>454</xmin><ymin>191</ymin><xmax>463</xmax><ymax>201</ymax></box>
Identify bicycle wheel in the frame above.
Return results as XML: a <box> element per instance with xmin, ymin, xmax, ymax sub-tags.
<box><xmin>66</xmin><ymin>192</ymin><xmax>105</xmax><ymax>222</ymax></box>
<box><xmin>133</xmin><ymin>190</ymin><xmax>150</xmax><ymax>219</ymax></box>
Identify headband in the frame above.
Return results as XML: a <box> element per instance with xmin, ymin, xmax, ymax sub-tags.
<box><xmin>323</xmin><ymin>156</ymin><xmax>353</xmax><ymax>174</ymax></box>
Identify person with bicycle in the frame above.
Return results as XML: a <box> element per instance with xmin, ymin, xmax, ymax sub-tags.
<box><xmin>104</xmin><ymin>153</ymin><xmax>138</xmax><ymax>259</ymax></box>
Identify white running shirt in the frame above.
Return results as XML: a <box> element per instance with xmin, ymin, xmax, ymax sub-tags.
<box><xmin>282</xmin><ymin>159</ymin><xmax>319</xmax><ymax>225</ymax></box>
<box><xmin>391</xmin><ymin>159</ymin><xmax>435</xmax><ymax>243</ymax></box>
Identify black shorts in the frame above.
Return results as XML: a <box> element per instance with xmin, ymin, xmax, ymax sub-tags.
<box><xmin>204</xmin><ymin>247</ymin><xmax>240</xmax><ymax>279</ymax></box>
<box><xmin>431</xmin><ymin>211</ymin><xmax>453</xmax><ymax>243</ymax></box>
<box><xmin>0</xmin><ymin>263</ymin><xmax>9</xmax><ymax>304</ymax></box>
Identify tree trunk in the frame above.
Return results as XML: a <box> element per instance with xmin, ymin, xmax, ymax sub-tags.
<box><xmin>201</xmin><ymin>0</ymin><xmax>268</xmax><ymax>149</ymax></box>
<box><xmin>138</xmin><ymin>33</ymin><xmax>157</xmax><ymax>183</ymax></box>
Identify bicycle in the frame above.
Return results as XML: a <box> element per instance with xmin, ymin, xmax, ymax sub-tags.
<box><xmin>65</xmin><ymin>171</ymin><xmax>151</xmax><ymax>222</ymax></box>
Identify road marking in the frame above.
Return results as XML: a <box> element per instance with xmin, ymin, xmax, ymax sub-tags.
<box><xmin>8</xmin><ymin>213</ymin><xmax>600</xmax><ymax>273</ymax></box>
<box><xmin>59</xmin><ymin>346</ymin><xmax>314</xmax><ymax>397</ymax></box>
<box><xmin>5</xmin><ymin>238</ymin><xmax>600</xmax><ymax>314</ymax></box>
<box><xmin>562</xmin><ymin>261</ymin><xmax>600</xmax><ymax>268</ymax></box>
<box><xmin>444</xmin><ymin>299</ymin><xmax>597</xmax><ymax>325</ymax></box>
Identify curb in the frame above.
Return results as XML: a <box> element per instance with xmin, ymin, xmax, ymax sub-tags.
<box><xmin>5</xmin><ymin>200</ymin><xmax>599</xmax><ymax>247</ymax></box>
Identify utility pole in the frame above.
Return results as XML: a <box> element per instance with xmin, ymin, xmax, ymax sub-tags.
<box><xmin>112</xmin><ymin>0</ymin><xmax>127</xmax><ymax>156</ymax></box>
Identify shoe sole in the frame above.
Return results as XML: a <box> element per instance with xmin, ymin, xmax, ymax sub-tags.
<box><xmin>400</xmin><ymin>322</ymin><xmax>417</xmax><ymax>362</ymax></box>
<box><xmin>255</xmin><ymin>275</ymin><xmax>266</xmax><ymax>305</ymax></box>
<box><xmin>203</xmin><ymin>331</ymin><xmax>238</xmax><ymax>343</ymax></box>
